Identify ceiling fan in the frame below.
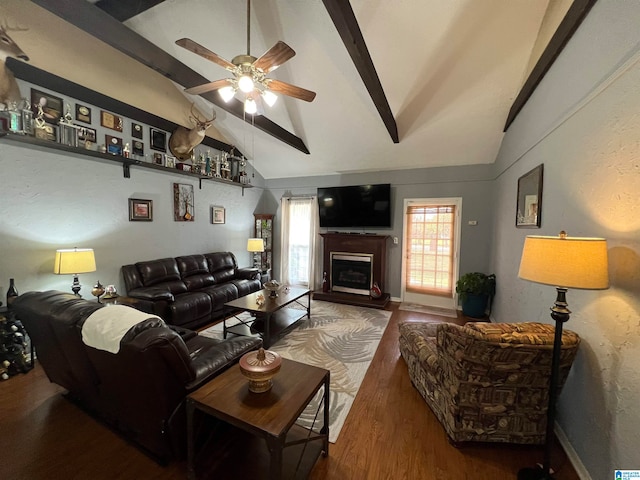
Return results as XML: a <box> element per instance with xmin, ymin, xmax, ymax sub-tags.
<box><xmin>175</xmin><ymin>0</ymin><xmax>316</xmax><ymax>115</ymax></box>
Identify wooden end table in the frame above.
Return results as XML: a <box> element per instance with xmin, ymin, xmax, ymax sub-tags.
<box><xmin>223</xmin><ymin>287</ymin><xmax>311</xmax><ymax>348</ymax></box>
<box><xmin>187</xmin><ymin>358</ymin><xmax>329</xmax><ymax>479</ymax></box>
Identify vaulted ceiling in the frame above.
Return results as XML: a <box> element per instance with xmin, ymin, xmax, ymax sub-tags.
<box><xmin>8</xmin><ymin>1</ymin><xmax>593</xmax><ymax>179</ymax></box>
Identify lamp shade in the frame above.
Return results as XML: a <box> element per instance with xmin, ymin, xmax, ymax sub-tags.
<box><xmin>247</xmin><ymin>238</ymin><xmax>265</xmax><ymax>253</ymax></box>
<box><xmin>54</xmin><ymin>248</ymin><xmax>96</xmax><ymax>275</ymax></box>
<box><xmin>518</xmin><ymin>233</ymin><xmax>608</xmax><ymax>289</ymax></box>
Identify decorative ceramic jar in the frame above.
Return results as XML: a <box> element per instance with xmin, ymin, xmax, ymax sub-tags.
<box><xmin>239</xmin><ymin>348</ymin><xmax>282</xmax><ymax>393</ymax></box>
<box><xmin>370</xmin><ymin>282</ymin><xmax>382</xmax><ymax>299</ymax></box>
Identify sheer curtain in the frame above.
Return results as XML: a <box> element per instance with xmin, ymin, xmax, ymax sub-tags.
<box><xmin>279</xmin><ymin>196</ymin><xmax>320</xmax><ymax>288</ymax></box>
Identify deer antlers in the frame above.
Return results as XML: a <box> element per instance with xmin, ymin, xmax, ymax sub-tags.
<box><xmin>189</xmin><ymin>103</ymin><xmax>216</xmax><ymax>126</ymax></box>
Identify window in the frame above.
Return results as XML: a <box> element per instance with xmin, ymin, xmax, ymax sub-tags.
<box><xmin>280</xmin><ymin>197</ymin><xmax>319</xmax><ymax>287</ymax></box>
<box><xmin>405</xmin><ymin>204</ymin><xmax>456</xmax><ymax>296</ymax></box>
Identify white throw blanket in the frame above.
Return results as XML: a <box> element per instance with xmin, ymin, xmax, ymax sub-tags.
<box><xmin>82</xmin><ymin>305</ymin><xmax>163</xmax><ymax>354</ymax></box>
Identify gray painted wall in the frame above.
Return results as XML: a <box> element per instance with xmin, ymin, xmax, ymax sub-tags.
<box><xmin>0</xmin><ymin>142</ymin><xmax>265</xmax><ymax>298</ymax></box>
<box><xmin>265</xmin><ymin>164</ymin><xmax>495</xmax><ymax>298</ymax></box>
<box><xmin>491</xmin><ymin>1</ymin><xmax>640</xmax><ymax>478</ymax></box>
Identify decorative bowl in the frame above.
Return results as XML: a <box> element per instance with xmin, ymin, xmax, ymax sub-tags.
<box><xmin>264</xmin><ymin>280</ymin><xmax>280</xmax><ymax>298</ymax></box>
<box><xmin>239</xmin><ymin>348</ymin><xmax>282</xmax><ymax>393</ymax></box>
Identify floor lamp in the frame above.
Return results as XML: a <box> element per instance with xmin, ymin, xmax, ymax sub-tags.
<box><xmin>517</xmin><ymin>231</ymin><xmax>609</xmax><ymax>480</ymax></box>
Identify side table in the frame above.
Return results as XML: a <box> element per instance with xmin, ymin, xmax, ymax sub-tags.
<box><xmin>187</xmin><ymin>358</ymin><xmax>329</xmax><ymax>479</ymax></box>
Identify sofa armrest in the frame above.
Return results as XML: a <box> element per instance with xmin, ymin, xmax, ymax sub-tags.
<box><xmin>127</xmin><ymin>287</ymin><xmax>175</xmax><ymax>302</ymax></box>
<box><xmin>185</xmin><ymin>336</ymin><xmax>262</xmax><ymax>390</ymax></box>
<box><xmin>235</xmin><ymin>267</ymin><xmax>260</xmax><ymax>280</ymax></box>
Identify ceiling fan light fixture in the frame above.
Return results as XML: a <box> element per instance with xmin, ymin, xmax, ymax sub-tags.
<box><xmin>244</xmin><ymin>97</ymin><xmax>258</xmax><ymax>114</ymax></box>
<box><xmin>262</xmin><ymin>89</ymin><xmax>278</xmax><ymax>107</ymax></box>
<box><xmin>219</xmin><ymin>85</ymin><xmax>236</xmax><ymax>103</ymax></box>
<box><xmin>238</xmin><ymin>74</ymin><xmax>255</xmax><ymax>93</ymax></box>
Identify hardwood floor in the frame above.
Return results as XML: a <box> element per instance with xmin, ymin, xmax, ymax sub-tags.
<box><xmin>0</xmin><ymin>303</ymin><xmax>580</xmax><ymax>479</ymax></box>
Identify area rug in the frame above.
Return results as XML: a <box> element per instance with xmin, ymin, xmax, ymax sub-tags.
<box><xmin>398</xmin><ymin>302</ymin><xmax>458</xmax><ymax>318</ymax></box>
<box><xmin>199</xmin><ymin>300</ymin><xmax>392</xmax><ymax>443</ymax></box>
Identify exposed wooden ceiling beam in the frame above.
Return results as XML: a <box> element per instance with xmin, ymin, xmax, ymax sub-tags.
<box><xmin>322</xmin><ymin>0</ymin><xmax>398</xmax><ymax>143</ymax></box>
<box><xmin>94</xmin><ymin>0</ymin><xmax>166</xmax><ymax>22</ymax></box>
<box><xmin>31</xmin><ymin>0</ymin><xmax>310</xmax><ymax>154</ymax></box>
<box><xmin>504</xmin><ymin>0</ymin><xmax>598</xmax><ymax>130</ymax></box>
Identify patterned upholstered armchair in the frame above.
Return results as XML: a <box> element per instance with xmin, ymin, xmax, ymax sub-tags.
<box><xmin>398</xmin><ymin>321</ymin><xmax>580</xmax><ymax>445</ymax></box>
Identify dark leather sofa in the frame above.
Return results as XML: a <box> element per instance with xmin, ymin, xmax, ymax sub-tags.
<box><xmin>12</xmin><ymin>291</ymin><xmax>262</xmax><ymax>463</ymax></box>
<box><xmin>122</xmin><ymin>251</ymin><xmax>262</xmax><ymax>330</ymax></box>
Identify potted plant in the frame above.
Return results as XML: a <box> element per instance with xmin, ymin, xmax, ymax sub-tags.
<box><xmin>455</xmin><ymin>272</ymin><xmax>496</xmax><ymax>318</ymax></box>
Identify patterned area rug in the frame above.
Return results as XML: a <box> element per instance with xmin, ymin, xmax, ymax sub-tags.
<box><xmin>398</xmin><ymin>302</ymin><xmax>458</xmax><ymax>318</ymax></box>
<box><xmin>199</xmin><ymin>300</ymin><xmax>392</xmax><ymax>443</ymax></box>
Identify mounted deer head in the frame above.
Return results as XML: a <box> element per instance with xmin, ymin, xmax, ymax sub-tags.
<box><xmin>0</xmin><ymin>22</ymin><xmax>29</xmax><ymax>107</ymax></box>
<box><xmin>168</xmin><ymin>103</ymin><xmax>216</xmax><ymax>160</ymax></box>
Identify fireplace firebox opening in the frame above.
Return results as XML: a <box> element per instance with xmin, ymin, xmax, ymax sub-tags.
<box><xmin>330</xmin><ymin>252</ymin><xmax>373</xmax><ymax>296</ymax></box>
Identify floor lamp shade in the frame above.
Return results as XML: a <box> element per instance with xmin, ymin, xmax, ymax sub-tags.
<box><xmin>518</xmin><ymin>234</ymin><xmax>609</xmax><ymax>289</ymax></box>
<box><xmin>54</xmin><ymin>248</ymin><xmax>97</xmax><ymax>275</ymax></box>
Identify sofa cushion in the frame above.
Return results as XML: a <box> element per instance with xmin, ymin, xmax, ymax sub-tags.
<box><xmin>205</xmin><ymin>252</ymin><xmax>237</xmax><ymax>284</ymax></box>
<box><xmin>200</xmin><ymin>283</ymin><xmax>239</xmax><ymax>310</ymax></box>
<box><xmin>230</xmin><ymin>278</ymin><xmax>261</xmax><ymax>297</ymax></box>
<box><xmin>176</xmin><ymin>255</ymin><xmax>216</xmax><ymax>290</ymax></box>
<box><xmin>168</xmin><ymin>292</ymin><xmax>213</xmax><ymax>327</ymax></box>
<box><xmin>136</xmin><ymin>258</ymin><xmax>183</xmax><ymax>287</ymax></box>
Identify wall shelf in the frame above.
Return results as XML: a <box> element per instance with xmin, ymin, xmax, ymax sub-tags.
<box><xmin>0</xmin><ymin>132</ymin><xmax>253</xmax><ymax>191</ymax></box>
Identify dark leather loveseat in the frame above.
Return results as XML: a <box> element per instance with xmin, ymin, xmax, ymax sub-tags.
<box><xmin>12</xmin><ymin>291</ymin><xmax>262</xmax><ymax>463</ymax></box>
<box><xmin>122</xmin><ymin>251</ymin><xmax>262</xmax><ymax>330</ymax></box>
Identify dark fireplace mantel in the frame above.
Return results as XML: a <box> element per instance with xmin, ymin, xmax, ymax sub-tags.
<box><xmin>314</xmin><ymin>233</ymin><xmax>390</xmax><ymax>308</ymax></box>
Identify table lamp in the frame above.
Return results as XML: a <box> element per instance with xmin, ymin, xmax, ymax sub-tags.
<box><xmin>53</xmin><ymin>248</ymin><xmax>97</xmax><ymax>297</ymax></box>
<box><xmin>517</xmin><ymin>231</ymin><xmax>608</xmax><ymax>480</ymax></box>
<box><xmin>247</xmin><ymin>238</ymin><xmax>265</xmax><ymax>270</ymax></box>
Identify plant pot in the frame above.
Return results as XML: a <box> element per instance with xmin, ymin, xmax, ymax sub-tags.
<box><xmin>462</xmin><ymin>294</ymin><xmax>489</xmax><ymax>318</ymax></box>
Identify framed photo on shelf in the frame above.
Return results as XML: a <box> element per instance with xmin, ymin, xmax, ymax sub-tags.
<box><xmin>211</xmin><ymin>206</ymin><xmax>225</xmax><ymax>224</ymax></box>
<box><xmin>153</xmin><ymin>153</ymin><xmax>164</xmax><ymax>166</ymax></box>
<box><xmin>516</xmin><ymin>164</ymin><xmax>543</xmax><ymax>228</ymax></box>
<box><xmin>105</xmin><ymin>134</ymin><xmax>123</xmax><ymax>155</ymax></box>
<box><xmin>150</xmin><ymin>128</ymin><xmax>167</xmax><ymax>152</ymax></box>
<box><xmin>31</xmin><ymin>88</ymin><xmax>63</xmax><ymax>124</ymax></box>
<box><xmin>173</xmin><ymin>183</ymin><xmax>194</xmax><ymax>221</ymax></box>
<box><xmin>129</xmin><ymin>198</ymin><xmax>153</xmax><ymax>221</ymax></box>
<box><xmin>132</xmin><ymin>140</ymin><xmax>144</xmax><ymax>157</ymax></box>
<box><xmin>35</xmin><ymin>124</ymin><xmax>57</xmax><ymax>142</ymax></box>
<box><xmin>75</xmin><ymin>104</ymin><xmax>92</xmax><ymax>124</ymax></box>
<box><xmin>165</xmin><ymin>156</ymin><xmax>176</xmax><ymax>169</ymax></box>
<box><xmin>100</xmin><ymin>110</ymin><xmax>123</xmax><ymax>132</ymax></box>
<box><xmin>131</xmin><ymin>122</ymin><xmax>143</xmax><ymax>139</ymax></box>
<box><xmin>77</xmin><ymin>127</ymin><xmax>96</xmax><ymax>143</ymax></box>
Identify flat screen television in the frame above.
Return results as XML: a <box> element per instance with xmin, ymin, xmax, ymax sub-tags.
<box><xmin>317</xmin><ymin>184</ymin><xmax>391</xmax><ymax>228</ymax></box>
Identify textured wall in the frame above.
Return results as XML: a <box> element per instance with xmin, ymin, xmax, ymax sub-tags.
<box><xmin>0</xmin><ymin>142</ymin><xmax>263</xmax><ymax>298</ymax></box>
<box><xmin>491</xmin><ymin>1</ymin><xmax>640</xmax><ymax>478</ymax></box>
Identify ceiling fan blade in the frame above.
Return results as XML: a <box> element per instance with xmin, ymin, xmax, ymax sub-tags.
<box><xmin>266</xmin><ymin>79</ymin><xmax>316</xmax><ymax>102</ymax></box>
<box><xmin>175</xmin><ymin>38</ymin><xmax>236</xmax><ymax>71</ymax></box>
<box><xmin>184</xmin><ymin>79</ymin><xmax>233</xmax><ymax>96</ymax></box>
<box><xmin>253</xmin><ymin>41</ymin><xmax>296</xmax><ymax>73</ymax></box>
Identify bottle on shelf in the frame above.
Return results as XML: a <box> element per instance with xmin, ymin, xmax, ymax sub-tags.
<box><xmin>322</xmin><ymin>272</ymin><xmax>329</xmax><ymax>293</ymax></box>
<box><xmin>6</xmin><ymin>278</ymin><xmax>18</xmax><ymax>308</ymax></box>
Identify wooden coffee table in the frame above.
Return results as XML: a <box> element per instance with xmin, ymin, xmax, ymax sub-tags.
<box><xmin>186</xmin><ymin>358</ymin><xmax>330</xmax><ymax>479</ymax></box>
<box><xmin>223</xmin><ymin>287</ymin><xmax>311</xmax><ymax>348</ymax></box>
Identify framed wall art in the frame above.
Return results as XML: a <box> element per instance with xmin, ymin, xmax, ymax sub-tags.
<box><xmin>105</xmin><ymin>135</ymin><xmax>123</xmax><ymax>155</ymax></box>
<box><xmin>173</xmin><ymin>183</ymin><xmax>194</xmax><ymax>221</ymax></box>
<box><xmin>153</xmin><ymin>153</ymin><xmax>164</xmax><ymax>166</ymax></box>
<box><xmin>31</xmin><ymin>88</ymin><xmax>63</xmax><ymax>124</ymax></box>
<box><xmin>211</xmin><ymin>206</ymin><xmax>225</xmax><ymax>224</ymax></box>
<box><xmin>100</xmin><ymin>110</ymin><xmax>123</xmax><ymax>132</ymax></box>
<box><xmin>129</xmin><ymin>198</ymin><xmax>153</xmax><ymax>221</ymax></box>
<box><xmin>77</xmin><ymin>127</ymin><xmax>96</xmax><ymax>144</ymax></box>
<box><xmin>516</xmin><ymin>164</ymin><xmax>543</xmax><ymax>228</ymax></box>
<box><xmin>150</xmin><ymin>128</ymin><xmax>167</xmax><ymax>152</ymax></box>
<box><xmin>75</xmin><ymin>104</ymin><xmax>92</xmax><ymax>124</ymax></box>
<box><xmin>132</xmin><ymin>140</ymin><xmax>144</xmax><ymax>157</ymax></box>
<box><xmin>131</xmin><ymin>122</ymin><xmax>143</xmax><ymax>139</ymax></box>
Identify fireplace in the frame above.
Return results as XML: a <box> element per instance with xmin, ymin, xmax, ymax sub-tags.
<box><xmin>331</xmin><ymin>252</ymin><xmax>373</xmax><ymax>296</ymax></box>
<box><xmin>315</xmin><ymin>233</ymin><xmax>390</xmax><ymax>308</ymax></box>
